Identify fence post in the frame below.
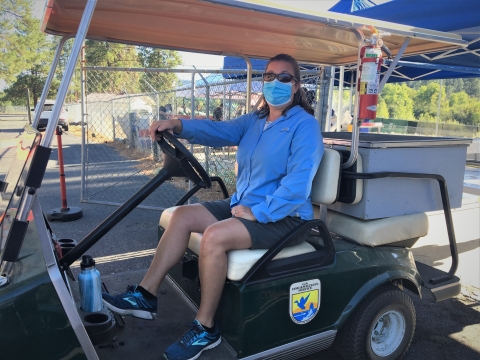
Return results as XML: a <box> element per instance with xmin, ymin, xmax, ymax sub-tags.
<box><xmin>336</xmin><ymin>66</ymin><xmax>344</xmax><ymax>132</ymax></box>
<box><xmin>111</xmin><ymin>99</ymin><xmax>116</xmax><ymax>141</ymax></box>
<box><xmin>205</xmin><ymin>85</ymin><xmax>210</xmax><ymax>174</ymax></box>
<box><xmin>80</xmin><ymin>42</ymin><xmax>87</xmax><ymax>203</ymax></box>
<box><xmin>26</xmin><ymin>88</ymin><xmax>32</xmax><ymax>125</ymax></box>
<box><xmin>435</xmin><ymin>79</ymin><xmax>443</xmax><ymax>136</ymax></box>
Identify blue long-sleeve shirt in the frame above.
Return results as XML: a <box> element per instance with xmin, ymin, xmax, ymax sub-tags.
<box><xmin>178</xmin><ymin>105</ymin><xmax>323</xmax><ymax>223</ymax></box>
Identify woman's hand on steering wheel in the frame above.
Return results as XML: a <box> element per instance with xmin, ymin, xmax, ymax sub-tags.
<box><xmin>150</xmin><ymin>119</ymin><xmax>183</xmax><ymax>141</ymax></box>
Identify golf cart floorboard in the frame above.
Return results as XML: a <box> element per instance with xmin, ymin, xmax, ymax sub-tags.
<box><xmin>415</xmin><ymin>261</ymin><xmax>461</xmax><ymax>302</ymax></box>
<box><xmin>96</xmin><ymin>269</ymin><xmax>237</xmax><ymax>360</ymax></box>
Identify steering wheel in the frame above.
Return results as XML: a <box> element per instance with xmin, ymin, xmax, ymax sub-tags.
<box><xmin>157</xmin><ymin>131</ymin><xmax>212</xmax><ymax>189</ymax></box>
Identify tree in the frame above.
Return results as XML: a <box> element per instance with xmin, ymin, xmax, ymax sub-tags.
<box><xmin>448</xmin><ymin>91</ymin><xmax>480</xmax><ymax>125</ymax></box>
<box><xmin>85</xmin><ymin>40</ymin><xmax>142</xmax><ymax>94</ymax></box>
<box><xmin>379</xmin><ymin>84</ymin><xmax>415</xmax><ymax>120</ymax></box>
<box><xmin>3</xmin><ymin>65</ymin><xmax>59</xmax><ymax>106</ymax></box>
<box><xmin>376</xmin><ymin>99</ymin><xmax>389</xmax><ymax>119</ymax></box>
<box><xmin>0</xmin><ymin>0</ymin><xmax>54</xmax><ymax>84</ymax></box>
<box><xmin>444</xmin><ymin>78</ymin><xmax>464</xmax><ymax>98</ymax></box>
<box><xmin>413</xmin><ymin>82</ymin><xmax>449</xmax><ymax>120</ymax></box>
<box><xmin>137</xmin><ymin>47</ymin><xmax>182</xmax><ymax>94</ymax></box>
<box><xmin>1</xmin><ymin>0</ymin><xmax>56</xmax><ymax>106</ymax></box>
<box><xmin>462</xmin><ymin>78</ymin><xmax>480</xmax><ymax>98</ymax></box>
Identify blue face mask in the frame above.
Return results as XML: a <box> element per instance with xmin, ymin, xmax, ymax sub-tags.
<box><xmin>263</xmin><ymin>79</ymin><xmax>293</xmax><ymax>107</ymax></box>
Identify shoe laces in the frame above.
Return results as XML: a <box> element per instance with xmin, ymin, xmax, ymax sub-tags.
<box><xmin>124</xmin><ymin>285</ymin><xmax>141</xmax><ymax>298</ymax></box>
<box><xmin>180</xmin><ymin>322</ymin><xmax>203</xmax><ymax>346</ymax></box>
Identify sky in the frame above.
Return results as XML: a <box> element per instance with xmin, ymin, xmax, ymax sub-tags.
<box><xmin>1</xmin><ymin>0</ymin><xmax>390</xmax><ymax>89</ymax></box>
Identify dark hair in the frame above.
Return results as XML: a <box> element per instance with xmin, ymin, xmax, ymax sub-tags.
<box><xmin>257</xmin><ymin>54</ymin><xmax>314</xmax><ymax>118</ymax></box>
<box><xmin>159</xmin><ymin>106</ymin><xmax>167</xmax><ymax>120</ymax></box>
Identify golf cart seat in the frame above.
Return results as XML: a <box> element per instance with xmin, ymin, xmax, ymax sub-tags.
<box><xmin>323</xmin><ymin>152</ymin><xmax>429</xmax><ymax>247</ymax></box>
<box><xmin>159</xmin><ymin>148</ymin><xmax>343</xmax><ymax>281</ymax></box>
<box><xmin>327</xmin><ymin>210</ymin><xmax>429</xmax><ymax>247</ymax></box>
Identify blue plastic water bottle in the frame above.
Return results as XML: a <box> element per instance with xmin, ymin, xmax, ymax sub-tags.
<box><xmin>78</xmin><ymin>255</ymin><xmax>103</xmax><ymax>312</ymax></box>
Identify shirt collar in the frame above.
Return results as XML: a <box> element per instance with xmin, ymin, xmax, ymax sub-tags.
<box><xmin>259</xmin><ymin>105</ymin><xmax>303</xmax><ymax>122</ymax></box>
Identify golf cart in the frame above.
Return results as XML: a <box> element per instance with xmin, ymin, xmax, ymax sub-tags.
<box><xmin>0</xmin><ymin>1</ymin><xmax>472</xmax><ymax>359</ymax></box>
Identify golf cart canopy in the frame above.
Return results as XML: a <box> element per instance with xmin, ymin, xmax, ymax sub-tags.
<box><xmin>41</xmin><ymin>0</ymin><xmax>467</xmax><ymax>66</ymax></box>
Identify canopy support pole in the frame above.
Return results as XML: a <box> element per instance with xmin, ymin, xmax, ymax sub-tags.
<box><xmin>337</xmin><ymin>66</ymin><xmax>344</xmax><ymax>132</ymax></box>
<box><xmin>379</xmin><ymin>37</ymin><xmax>411</xmax><ymax>93</ymax></box>
<box><xmin>32</xmin><ymin>35</ymin><xmax>73</xmax><ymax>129</ymax></box>
<box><xmin>80</xmin><ymin>43</ymin><xmax>87</xmax><ymax>203</ymax></box>
<box><xmin>343</xmin><ymin>29</ymin><xmax>364</xmax><ymax>169</ymax></box>
<box><xmin>40</xmin><ymin>0</ymin><xmax>97</xmax><ymax>148</ymax></box>
<box><xmin>224</xmin><ymin>53</ymin><xmax>253</xmax><ymax>112</ymax></box>
<box><xmin>325</xmin><ymin>66</ymin><xmax>335</xmax><ymax>132</ymax></box>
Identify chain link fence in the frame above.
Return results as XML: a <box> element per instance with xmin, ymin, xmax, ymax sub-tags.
<box><xmin>0</xmin><ymin>105</ymin><xmax>28</xmax><ymax>114</ymax></box>
<box><xmin>79</xmin><ymin>66</ymin><xmax>322</xmax><ymax>209</ymax></box>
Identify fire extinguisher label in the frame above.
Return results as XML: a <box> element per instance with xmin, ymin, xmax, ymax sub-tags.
<box><xmin>359</xmin><ymin>82</ymin><xmax>367</xmax><ymax>95</ymax></box>
<box><xmin>367</xmin><ymin>82</ymin><xmax>378</xmax><ymax>94</ymax></box>
<box><xmin>360</xmin><ymin>62</ymin><xmax>377</xmax><ymax>82</ymax></box>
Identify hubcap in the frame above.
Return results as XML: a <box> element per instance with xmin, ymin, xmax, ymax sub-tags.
<box><xmin>370</xmin><ymin>310</ymin><xmax>406</xmax><ymax>357</ymax></box>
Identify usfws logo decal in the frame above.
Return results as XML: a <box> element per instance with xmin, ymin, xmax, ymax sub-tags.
<box><xmin>290</xmin><ymin>279</ymin><xmax>321</xmax><ymax>324</ymax></box>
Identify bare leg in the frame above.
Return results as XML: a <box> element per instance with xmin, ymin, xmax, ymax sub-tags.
<box><xmin>139</xmin><ymin>204</ymin><xmax>218</xmax><ymax>295</ymax></box>
<box><xmin>196</xmin><ymin>218</ymin><xmax>252</xmax><ymax>327</ymax></box>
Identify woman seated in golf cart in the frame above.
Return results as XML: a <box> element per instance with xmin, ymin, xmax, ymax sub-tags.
<box><xmin>102</xmin><ymin>53</ymin><xmax>324</xmax><ymax>360</ymax></box>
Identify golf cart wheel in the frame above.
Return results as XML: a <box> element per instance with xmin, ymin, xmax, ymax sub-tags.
<box><xmin>63</xmin><ymin>125</ymin><xmax>69</xmax><ymax>131</ymax></box>
<box><xmin>335</xmin><ymin>284</ymin><xmax>416</xmax><ymax>360</ymax></box>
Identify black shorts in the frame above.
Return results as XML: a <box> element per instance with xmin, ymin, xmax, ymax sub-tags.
<box><xmin>200</xmin><ymin>198</ymin><xmax>309</xmax><ymax>249</ymax></box>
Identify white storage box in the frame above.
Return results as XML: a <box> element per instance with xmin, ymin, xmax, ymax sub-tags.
<box><xmin>323</xmin><ymin>133</ymin><xmax>471</xmax><ymax>220</ymax></box>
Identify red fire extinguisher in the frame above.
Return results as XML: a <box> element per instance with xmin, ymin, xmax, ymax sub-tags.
<box><xmin>358</xmin><ymin>37</ymin><xmax>384</xmax><ymax>120</ymax></box>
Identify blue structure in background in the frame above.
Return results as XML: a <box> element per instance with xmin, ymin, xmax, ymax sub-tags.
<box><xmin>340</xmin><ymin>0</ymin><xmax>480</xmax><ymax>82</ymax></box>
<box><xmin>224</xmin><ymin>0</ymin><xmax>480</xmax><ymax>84</ymax></box>
<box><xmin>329</xmin><ymin>0</ymin><xmax>377</xmax><ymax>13</ymax></box>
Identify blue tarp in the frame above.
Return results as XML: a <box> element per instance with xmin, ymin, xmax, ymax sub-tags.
<box><xmin>339</xmin><ymin>0</ymin><xmax>480</xmax><ymax>81</ymax></box>
<box><xmin>222</xmin><ymin>57</ymin><xmax>320</xmax><ymax>84</ymax></box>
<box><xmin>224</xmin><ymin>0</ymin><xmax>480</xmax><ymax>83</ymax></box>
<box><xmin>328</xmin><ymin>0</ymin><xmax>377</xmax><ymax>13</ymax></box>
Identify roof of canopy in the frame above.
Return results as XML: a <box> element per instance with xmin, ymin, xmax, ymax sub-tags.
<box><xmin>41</xmin><ymin>0</ymin><xmax>466</xmax><ymax>67</ymax></box>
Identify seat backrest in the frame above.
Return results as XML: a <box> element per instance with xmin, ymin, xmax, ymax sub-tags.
<box><xmin>236</xmin><ymin>148</ymin><xmax>342</xmax><ymax>205</ymax></box>
<box><xmin>311</xmin><ymin>148</ymin><xmax>342</xmax><ymax>205</ymax></box>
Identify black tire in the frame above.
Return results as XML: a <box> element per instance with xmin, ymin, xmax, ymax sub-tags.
<box><xmin>335</xmin><ymin>283</ymin><xmax>416</xmax><ymax>360</ymax></box>
<box><xmin>63</xmin><ymin>125</ymin><xmax>69</xmax><ymax>131</ymax></box>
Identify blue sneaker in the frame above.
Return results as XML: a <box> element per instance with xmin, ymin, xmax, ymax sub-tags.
<box><xmin>163</xmin><ymin>319</ymin><xmax>221</xmax><ymax>360</ymax></box>
<box><xmin>102</xmin><ymin>285</ymin><xmax>157</xmax><ymax>320</ymax></box>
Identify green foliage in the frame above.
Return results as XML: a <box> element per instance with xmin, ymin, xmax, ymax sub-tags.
<box><xmin>84</xmin><ymin>42</ymin><xmax>183</xmax><ymax>96</ymax></box>
<box><xmin>379</xmin><ymin>83</ymin><xmax>415</xmax><ymax>120</ymax></box>
<box><xmin>463</xmin><ymin>78</ymin><xmax>480</xmax><ymax>98</ymax></box>
<box><xmin>137</xmin><ymin>47</ymin><xmax>182</xmax><ymax>94</ymax></box>
<box><xmin>376</xmin><ymin>99</ymin><xmax>389</xmax><ymax>119</ymax></box>
<box><xmin>0</xmin><ymin>0</ymin><xmax>56</xmax><ymax>106</ymax></box>
<box><xmin>413</xmin><ymin>82</ymin><xmax>449</xmax><ymax>119</ymax></box>
<box><xmin>85</xmin><ymin>40</ymin><xmax>142</xmax><ymax>94</ymax></box>
<box><xmin>408</xmin><ymin>78</ymin><xmax>480</xmax><ymax>125</ymax></box>
<box><xmin>417</xmin><ymin>112</ymin><xmax>436</xmax><ymax>123</ymax></box>
<box><xmin>3</xmin><ymin>65</ymin><xmax>59</xmax><ymax>106</ymax></box>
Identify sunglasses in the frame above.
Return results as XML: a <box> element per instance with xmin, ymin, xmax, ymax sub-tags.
<box><xmin>262</xmin><ymin>72</ymin><xmax>297</xmax><ymax>83</ymax></box>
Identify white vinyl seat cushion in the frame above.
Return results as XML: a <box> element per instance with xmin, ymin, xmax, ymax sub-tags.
<box><xmin>159</xmin><ymin>207</ymin><xmax>316</xmax><ymax>281</ymax></box>
<box><xmin>327</xmin><ymin>210</ymin><xmax>429</xmax><ymax>247</ymax></box>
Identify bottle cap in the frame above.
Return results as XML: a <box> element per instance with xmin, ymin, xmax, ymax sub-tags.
<box><xmin>80</xmin><ymin>255</ymin><xmax>96</xmax><ymax>269</ymax></box>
